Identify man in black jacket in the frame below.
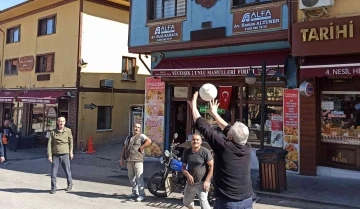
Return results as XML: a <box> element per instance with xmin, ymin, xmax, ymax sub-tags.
<box><xmin>188</xmin><ymin>92</ymin><xmax>253</xmax><ymax>209</ymax></box>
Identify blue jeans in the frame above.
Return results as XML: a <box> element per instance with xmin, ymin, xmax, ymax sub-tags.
<box><xmin>214</xmin><ymin>197</ymin><xmax>252</xmax><ymax>209</ymax></box>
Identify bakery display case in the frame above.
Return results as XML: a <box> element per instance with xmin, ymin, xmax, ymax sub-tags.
<box><xmin>321</xmin><ymin>92</ymin><xmax>360</xmax><ymax>146</ymax></box>
<box><xmin>320</xmin><ymin>91</ymin><xmax>360</xmax><ymax>171</ymax></box>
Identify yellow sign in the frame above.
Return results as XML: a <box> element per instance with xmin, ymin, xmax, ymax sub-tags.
<box><xmin>300</xmin><ymin>21</ymin><xmax>354</xmax><ymax>42</ymax></box>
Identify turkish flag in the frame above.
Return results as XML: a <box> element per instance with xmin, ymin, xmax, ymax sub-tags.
<box><xmin>218</xmin><ymin>86</ymin><xmax>232</xmax><ymax>109</ymax></box>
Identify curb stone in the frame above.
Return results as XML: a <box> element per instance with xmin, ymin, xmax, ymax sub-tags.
<box><xmin>254</xmin><ymin>189</ymin><xmax>360</xmax><ymax>209</ymax></box>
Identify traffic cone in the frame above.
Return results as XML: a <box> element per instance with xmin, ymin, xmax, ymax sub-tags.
<box><xmin>87</xmin><ymin>136</ymin><xmax>95</xmax><ymax>154</ymax></box>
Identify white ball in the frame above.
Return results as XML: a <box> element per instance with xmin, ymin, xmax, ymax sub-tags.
<box><xmin>199</xmin><ymin>83</ymin><xmax>218</xmax><ymax>101</ymax></box>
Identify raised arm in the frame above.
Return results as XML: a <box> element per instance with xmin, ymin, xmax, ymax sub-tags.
<box><xmin>189</xmin><ymin>92</ymin><xmax>226</xmax><ymax>150</ymax></box>
<box><xmin>208</xmin><ymin>99</ymin><xmax>228</xmax><ymax>130</ymax></box>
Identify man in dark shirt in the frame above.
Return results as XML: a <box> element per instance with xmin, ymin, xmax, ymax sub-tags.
<box><xmin>0</xmin><ymin>119</ymin><xmax>18</xmax><ymax>164</ymax></box>
<box><xmin>188</xmin><ymin>92</ymin><xmax>253</xmax><ymax>209</ymax></box>
<box><xmin>181</xmin><ymin>133</ymin><xmax>213</xmax><ymax>209</ymax></box>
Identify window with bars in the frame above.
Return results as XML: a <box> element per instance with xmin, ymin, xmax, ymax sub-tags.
<box><xmin>38</xmin><ymin>15</ymin><xmax>56</xmax><ymax>36</ymax></box>
<box><xmin>233</xmin><ymin>0</ymin><xmax>273</xmax><ymax>7</ymax></box>
<box><xmin>4</xmin><ymin>59</ymin><xmax>19</xmax><ymax>76</ymax></box>
<box><xmin>36</xmin><ymin>53</ymin><xmax>55</xmax><ymax>73</ymax></box>
<box><xmin>6</xmin><ymin>26</ymin><xmax>20</xmax><ymax>43</ymax></box>
<box><xmin>121</xmin><ymin>57</ymin><xmax>136</xmax><ymax>81</ymax></box>
<box><xmin>147</xmin><ymin>0</ymin><xmax>186</xmax><ymax>21</ymax></box>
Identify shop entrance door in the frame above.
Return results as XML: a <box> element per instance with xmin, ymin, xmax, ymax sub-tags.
<box><xmin>170</xmin><ymin>101</ymin><xmax>187</xmax><ymax>146</ymax></box>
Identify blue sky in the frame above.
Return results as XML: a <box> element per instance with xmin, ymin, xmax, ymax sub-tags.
<box><xmin>0</xmin><ymin>0</ymin><xmax>27</xmax><ymax>10</ymax></box>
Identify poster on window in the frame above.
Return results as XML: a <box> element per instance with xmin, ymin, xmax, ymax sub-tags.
<box><xmin>144</xmin><ymin>77</ymin><xmax>165</xmax><ymax>158</ymax></box>
<box><xmin>271</xmin><ymin>114</ymin><xmax>283</xmax><ymax>148</ymax></box>
<box><xmin>283</xmin><ymin>89</ymin><xmax>300</xmax><ymax>173</ymax></box>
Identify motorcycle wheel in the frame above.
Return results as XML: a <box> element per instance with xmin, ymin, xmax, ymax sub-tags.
<box><xmin>147</xmin><ymin>173</ymin><xmax>168</xmax><ymax>197</ymax></box>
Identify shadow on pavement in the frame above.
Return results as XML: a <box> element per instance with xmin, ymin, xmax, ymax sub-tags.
<box><xmin>0</xmin><ymin>188</ymin><xmax>66</xmax><ymax>193</ymax></box>
<box><xmin>67</xmin><ymin>191</ymin><xmax>185</xmax><ymax>208</ymax></box>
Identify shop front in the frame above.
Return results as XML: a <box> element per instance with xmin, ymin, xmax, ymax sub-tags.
<box><xmin>292</xmin><ymin>16</ymin><xmax>360</xmax><ymax>178</ymax></box>
<box><xmin>152</xmin><ymin>50</ymin><xmax>291</xmax><ymax>158</ymax></box>
<box><xmin>0</xmin><ymin>90</ymin><xmax>24</xmax><ymax>133</ymax></box>
<box><xmin>8</xmin><ymin>89</ymin><xmax>76</xmax><ymax>149</ymax></box>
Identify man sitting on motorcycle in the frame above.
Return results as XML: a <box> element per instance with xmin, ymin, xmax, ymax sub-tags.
<box><xmin>181</xmin><ymin>133</ymin><xmax>213</xmax><ymax>209</ymax></box>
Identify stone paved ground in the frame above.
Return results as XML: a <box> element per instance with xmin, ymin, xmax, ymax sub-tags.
<box><xmin>3</xmin><ymin>144</ymin><xmax>360</xmax><ymax>208</ymax></box>
<box><xmin>1</xmin><ymin>158</ymin><xmax>359</xmax><ymax>209</ymax></box>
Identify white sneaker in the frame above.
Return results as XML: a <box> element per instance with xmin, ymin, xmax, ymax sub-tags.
<box><xmin>136</xmin><ymin>196</ymin><xmax>145</xmax><ymax>202</ymax></box>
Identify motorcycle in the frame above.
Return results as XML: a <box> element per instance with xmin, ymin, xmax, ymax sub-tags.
<box><xmin>147</xmin><ymin>133</ymin><xmax>214</xmax><ymax>204</ymax></box>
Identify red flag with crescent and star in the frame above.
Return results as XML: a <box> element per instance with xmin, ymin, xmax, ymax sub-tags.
<box><xmin>219</xmin><ymin>86</ymin><xmax>232</xmax><ymax>109</ymax></box>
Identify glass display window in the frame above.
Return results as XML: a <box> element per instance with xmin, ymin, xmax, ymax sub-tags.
<box><xmin>30</xmin><ymin>103</ymin><xmax>59</xmax><ymax>135</ymax></box>
<box><xmin>321</xmin><ymin>91</ymin><xmax>360</xmax><ymax>146</ymax></box>
<box><xmin>237</xmin><ymin>84</ymin><xmax>284</xmax><ymax>147</ymax></box>
<box><xmin>242</xmin><ymin>104</ymin><xmax>283</xmax><ymax>146</ymax></box>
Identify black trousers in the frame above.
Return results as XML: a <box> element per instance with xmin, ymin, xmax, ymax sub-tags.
<box><xmin>51</xmin><ymin>154</ymin><xmax>73</xmax><ymax>190</ymax></box>
<box><xmin>9</xmin><ymin>137</ymin><xmax>17</xmax><ymax>151</ymax></box>
<box><xmin>3</xmin><ymin>144</ymin><xmax>7</xmax><ymax>161</ymax></box>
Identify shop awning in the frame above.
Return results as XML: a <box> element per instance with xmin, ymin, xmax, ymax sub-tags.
<box><xmin>0</xmin><ymin>91</ymin><xmax>23</xmax><ymax>102</ymax></box>
<box><xmin>153</xmin><ymin>50</ymin><xmax>290</xmax><ymax>77</ymax></box>
<box><xmin>17</xmin><ymin>90</ymin><xmax>68</xmax><ymax>104</ymax></box>
<box><xmin>300</xmin><ymin>55</ymin><xmax>360</xmax><ymax>78</ymax></box>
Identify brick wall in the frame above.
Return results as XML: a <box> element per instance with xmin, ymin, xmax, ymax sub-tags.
<box><xmin>67</xmin><ymin>90</ymin><xmax>78</xmax><ymax>148</ymax></box>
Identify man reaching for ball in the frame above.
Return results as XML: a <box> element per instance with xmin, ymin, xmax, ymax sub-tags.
<box><xmin>188</xmin><ymin>91</ymin><xmax>253</xmax><ymax>209</ymax></box>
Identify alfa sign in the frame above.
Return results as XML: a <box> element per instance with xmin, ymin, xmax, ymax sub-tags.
<box><xmin>232</xmin><ymin>5</ymin><xmax>282</xmax><ymax>34</ymax></box>
<box><xmin>149</xmin><ymin>22</ymin><xmax>182</xmax><ymax>43</ymax></box>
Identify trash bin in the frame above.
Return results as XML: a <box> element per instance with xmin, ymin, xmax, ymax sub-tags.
<box><xmin>256</xmin><ymin>147</ymin><xmax>288</xmax><ymax>192</ymax></box>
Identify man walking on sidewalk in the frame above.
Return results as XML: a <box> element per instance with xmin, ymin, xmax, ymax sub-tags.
<box><xmin>47</xmin><ymin>117</ymin><xmax>74</xmax><ymax>194</ymax></box>
<box><xmin>0</xmin><ymin>119</ymin><xmax>18</xmax><ymax>164</ymax></box>
<box><xmin>120</xmin><ymin>123</ymin><xmax>152</xmax><ymax>202</ymax></box>
<box><xmin>188</xmin><ymin>92</ymin><xmax>253</xmax><ymax>209</ymax></box>
<box><xmin>182</xmin><ymin>133</ymin><xmax>213</xmax><ymax>209</ymax></box>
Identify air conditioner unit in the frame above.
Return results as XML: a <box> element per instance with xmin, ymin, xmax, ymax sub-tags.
<box><xmin>100</xmin><ymin>79</ymin><xmax>114</xmax><ymax>88</ymax></box>
<box><xmin>299</xmin><ymin>0</ymin><xmax>335</xmax><ymax>10</ymax></box>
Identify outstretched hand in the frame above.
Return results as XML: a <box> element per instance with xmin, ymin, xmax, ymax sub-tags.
<box><xmin>208</xmin><ymin>99</ymin><xmax>219</xmax><ymax>116</ymax></box>
<box><xmin>187</xmin><ymin>91</ymin><xmax>199</xmax><ymax>110</ymax></box>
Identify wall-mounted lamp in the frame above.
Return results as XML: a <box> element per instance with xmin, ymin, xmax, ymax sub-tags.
<box><xmin>145</xmin><ymin>54</ymin><xmax>148</xmax><ymax>58</ymax></box>
<box><xmin>245</xmin><ymin>67</ymin><xmax>256</xmax><ymax>85</ymax></box>
<box><xmin>79</xmin><ymin>59</ymin><xmax>88</xmax><ymax>68</ymax></box>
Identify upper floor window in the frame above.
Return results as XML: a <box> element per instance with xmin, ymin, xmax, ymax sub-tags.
<box><xmin>6</xmin><ymin>26</ymin><xmax>20</xmax><ymax>43</ymax></box>
<box><xmin>36</xmin><ymin>53</ymin><xmax>55</xmax><ymax>73</ymax></box>
<box><xmin>121</xmin><ymin>57</ymin><xmax>136</xmax><ymax>81</ymax></box>
<box><xmin>233</xmin><ymin>0</ymin><xmax>272</xmax><ymax>7</ymax></box>
<box><xmin>147</xmin><ymin>0</ymin><xmax>186</xmax><ymax>21</ymax></box>
<box><xmin>38</xmin><ymin>15</ymin><xmax>56</xmax><ymax>36</ymax></box>
<box><xmin>4</xmin><ymin>59</ymin><xmax>18</xmax><ymax>76</ymax></box>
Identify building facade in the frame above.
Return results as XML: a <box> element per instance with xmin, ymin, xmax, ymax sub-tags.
<box><xmin>129</xmin><ymin>0</ymin><xmax>298</xmax><ymax>169</ymax></box>
<box><xmin>0</xmin><ymin>0</ymin><xmax>150</xmax><ymax>150</ymax></box>
<box><xmin>293</xmin><ymin>0</ymin><xmax>360</xmax><ymax>178</ymax></box>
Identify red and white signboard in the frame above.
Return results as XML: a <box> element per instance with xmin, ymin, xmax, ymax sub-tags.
<box><xmin>283</xmin><ymin>89</ymin><xmax>300</xmax><ymax>173</ymax></box>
